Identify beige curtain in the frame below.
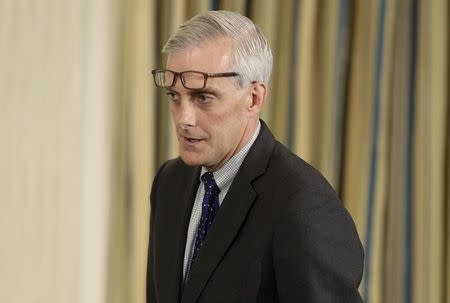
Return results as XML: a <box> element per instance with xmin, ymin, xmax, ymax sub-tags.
<box><xmin>121</xmin><ymin>1</ymin><xmax>450</xmax><ymax>303</ymax></box>
<box><xmin>1</xmin><ymin>0</ymin><xmax>120</xmax><ymax>302</ymax></box>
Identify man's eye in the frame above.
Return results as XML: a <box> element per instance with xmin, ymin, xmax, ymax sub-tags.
<box><xmin>195</xmin><ymin>94</ymin><xmax>214</xmax><ymax>104</ymax></box>
<box><xmin>166</xmin><ymin>92</ymin><xmax>180</xmax><ymax>102</ymax></box>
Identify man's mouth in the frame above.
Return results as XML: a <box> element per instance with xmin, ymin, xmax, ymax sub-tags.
<box><xmin>183</xmin><ymin>136</ymin><xmax>203</xmax><ymax>144</ymax></box>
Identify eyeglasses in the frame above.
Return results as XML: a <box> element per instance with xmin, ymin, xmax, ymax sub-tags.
<box><xmin>151</xmin><ymin>69</ymin><xmax>239</xmax><ymax>89</ymax></box>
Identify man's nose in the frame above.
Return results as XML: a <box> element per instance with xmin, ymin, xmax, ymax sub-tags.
<box><xmin>176</xmin><ymin>99</ymin><xmax>196</xmax><ymax>128</ymax></box>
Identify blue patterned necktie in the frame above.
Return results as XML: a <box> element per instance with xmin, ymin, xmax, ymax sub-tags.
<box><xmin>191</xmin><ymin>172</ymin><xmax>220</xmax><ymax>264</ymax></box>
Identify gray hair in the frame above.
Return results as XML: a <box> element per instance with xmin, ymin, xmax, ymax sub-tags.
<box><xmin>162</xmin><ymin>10</ymin><xmax>273</xmax><ymax>88</ymax></box>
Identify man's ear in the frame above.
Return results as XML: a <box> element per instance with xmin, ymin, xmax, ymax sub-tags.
<box><xmin>248</xmin><ymin>82</ymin><xmax>267</xmax><ymax>113</ymax></box>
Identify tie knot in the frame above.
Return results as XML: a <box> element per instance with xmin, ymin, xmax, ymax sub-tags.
<box><xmin>201</xmin><ymin>172</ymin><xmax>220</xmax><ymax>193</ymax></box>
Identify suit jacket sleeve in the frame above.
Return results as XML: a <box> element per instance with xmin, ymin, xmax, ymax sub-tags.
<box><xmin>146</xmin><ymin>181</ymin><xmax>157</xmax><ymax>303</ymax></box>
<box><xmin>272</xmin><ymin>191</ymin><xmax>364</xmax><ymax>302</ymax></box>
<box><xmin>147</xmin><ymin>162</ymin><xmax>168</xmax><ymax>303</ymax></box>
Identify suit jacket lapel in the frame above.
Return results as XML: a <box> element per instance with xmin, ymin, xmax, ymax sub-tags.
<box><xmin>181</xmin><ymin>121</ymin><xmax>275</xmax><ymax>303</ymax></box>
<box><xmin>155</xmin><ymin>164</ymin><xmax>200</xmax><ymax>303</ymax></box>
<box><xmin>181</xmin><ymin>177</ymin><xmax>256</xmax><ymax>303</ymax></box>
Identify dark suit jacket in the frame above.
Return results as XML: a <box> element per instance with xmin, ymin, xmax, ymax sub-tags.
<box><xmin>147</xmin><ymin>120</ymin><xmax>364</xmax><ymax>303</ymax></box>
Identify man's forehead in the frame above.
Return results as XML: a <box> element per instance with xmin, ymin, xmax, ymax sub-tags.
<box><xmin>165</xmin><ymin>38</ymin><xmax>234</xmax><ymax>73</ymax></box>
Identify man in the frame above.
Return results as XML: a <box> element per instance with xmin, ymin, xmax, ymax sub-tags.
<box><xmin>147</xmin><ymin>10</ymin><xmax>363</xmax><ymax>303</ymax></box>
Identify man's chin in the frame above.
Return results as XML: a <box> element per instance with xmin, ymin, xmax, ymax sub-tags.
<box><xmin>179</xmin><ymin>154</ymin><xmax>205</xmax><ymax>167</ymax></box>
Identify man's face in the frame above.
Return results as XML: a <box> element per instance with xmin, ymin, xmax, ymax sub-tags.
<box><xmin>166</xmin><ymin>37</ymin><xmax>256</xmax><ymax>171</ymax></box>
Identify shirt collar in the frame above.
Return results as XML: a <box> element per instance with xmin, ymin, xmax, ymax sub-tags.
<box><xmin>200</xmin><ymin>121</ymin><xmax>261</xmax><ymax>190</ymax></box>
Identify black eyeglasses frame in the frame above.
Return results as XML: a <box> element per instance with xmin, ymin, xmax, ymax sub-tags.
<box><xmin>151</xmin><ymin>69</ymin><xmax>240</xmax><ymax>89</ymax></box>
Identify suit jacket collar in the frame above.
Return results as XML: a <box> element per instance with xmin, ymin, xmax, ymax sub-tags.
<box><xmin>180</xmin><ymin>120</ymin><xmax>275</xmax><ymax>303</ymax></box>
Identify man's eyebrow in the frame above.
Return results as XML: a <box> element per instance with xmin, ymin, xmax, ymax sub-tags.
<box><xmin>191</xmin><ymin>87</ymin><xmax>221</xmax><ymax>95</ymax></box>
<box><xmin>164</xmin><ymin>87</ymin><xmax>222</xmax><ymax>96</ymax></box>
<box><xmin>164</xmin><ymin>88</ymin><xmax>179</xmax><ymax>94</ymax></box>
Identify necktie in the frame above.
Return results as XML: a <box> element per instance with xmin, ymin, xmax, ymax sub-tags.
<box><xmin>191</xmin><ymin>172</ymin><xmax>220</xmax><ymax>264</ymax></box>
